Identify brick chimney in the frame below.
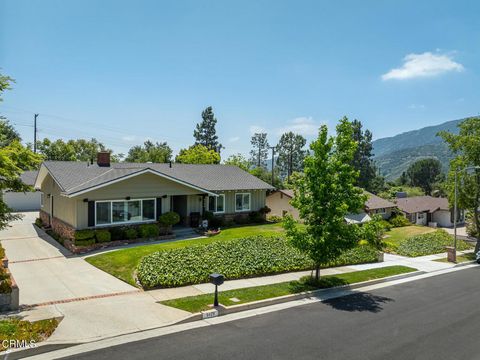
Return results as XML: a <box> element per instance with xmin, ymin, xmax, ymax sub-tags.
<box><xmin>97</xmin><ymin>151</ymin><xmax>111</xmax><ymax>167</ymax></box>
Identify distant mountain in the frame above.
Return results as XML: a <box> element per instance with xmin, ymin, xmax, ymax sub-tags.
<box><xmin>372</xmin><ymin>119</ymin><xmax>463</xmax><ymax>181</ymax></box>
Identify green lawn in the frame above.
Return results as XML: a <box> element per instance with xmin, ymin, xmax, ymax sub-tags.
<box><xmin>434</xmin><ymin>252</ymin><xmax>476</xmax><ymax>263</ymax></box>
<box><xmin>160</xmin><ymin>265</ymin><xmax>417</xmax><ymax>313</ymax></box>
<box><xmin>383</xmin><ymin>226</ymin><xmax>435</xmax><ymax>253</ymax></box>
<box><xmin>0</xmin><ymin>318</ymin><xmax>59</xmax><ymax>351</ymax></box>
<box><xmin>86</xmin><ymin>223</ymin><xmax>285</xmax><ymax>285</ymax></box>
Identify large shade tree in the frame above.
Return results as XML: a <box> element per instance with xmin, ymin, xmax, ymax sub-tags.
<box><xmin>194</xmin><ymin>106</ymin><xmax>222</xmax><ymax>152</ymax></box>
<box><xmin>439</xmin><ymin>117</ymin><xmax>480</xmax><ymax>252</ymax></box>
<box><xmin>284</xmin><ymin>117</ymin><xmax>366</xmax><ymax>280</ymax></box>
<box><xmin>125</xmin><ymin>140</ymin><xmax>172</xmax><ymax>163</ymax></box>
<box><xmin>36</xmin><ymin>138</ymin><xmax>120</xmax><ymax>162</ymax></box>
<box><xmin>175</xmin><ymin>144</ymin><xmax>221</xmax><ymax>164</ymax></box>
<box><xmin>276</xmin><ymin>131</ymin><xmax>307</xmax><ymax>182</ymax></box>
<box><xmin>249</xmin><ymin>132</ymin><xmax>269</xmax><ymax>169</ymax></box>
<box><xmin>405</xmin><ymin>158</ymin><xmax>443</xmax><ymax>195</ymax></box>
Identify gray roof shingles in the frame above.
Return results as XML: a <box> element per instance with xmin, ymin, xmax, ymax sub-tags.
<box><xmin>364</xmin><ymin>191</ymin><xmax>396</xmax><ymax>210</ymax></box>
<box><xmin>395</xmin><ymin>196</ymin><xmax>450</xmax><ymax>214</ymax></box>
<box><xmin>41</xmin><ymin>161</ymin><xmax>274</xmax><ymax>195</ymax></box>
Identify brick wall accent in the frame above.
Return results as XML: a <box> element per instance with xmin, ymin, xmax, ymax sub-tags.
<box><xmin>51</xmin><ymin>217</ymin><xmax>76</xmax><ymax>240</ymax></box>
<box><xmin>222</xmin><ymin>212</ymin><xmax>250</xmax><ymax>222</ymax></box>
<box><xmin>39</xmin><ymin>209</ymin><xmax>50</xmax><ymax>226</ymax></box>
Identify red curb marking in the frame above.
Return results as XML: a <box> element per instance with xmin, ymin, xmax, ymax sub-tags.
<box><xmin>10</xmin><ymin>256</ymin><xmax>65</xmax><ymax>264</ymax></box>
<box><xmin>21</xmin><ymin>289</ymin><xmax>142</xmax><ymax>309</ymax></box>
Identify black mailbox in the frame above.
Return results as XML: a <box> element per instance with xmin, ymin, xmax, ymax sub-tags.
<box><xmin>210</xmin><ymin>273</ymin><xmax>224</xmax><ymax>286</ymax></box>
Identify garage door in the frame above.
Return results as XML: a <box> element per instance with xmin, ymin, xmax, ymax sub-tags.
<box><xmin>2</xmin><ymin>191</ymin><xmax>42</xmax><ymax>211</ymax></box>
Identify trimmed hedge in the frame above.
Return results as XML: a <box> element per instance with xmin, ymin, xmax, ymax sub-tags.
<box><xmin>139</xmin><ymin>224</ymin><xmax>160</xmax><ymax>238</ymax></box>
<box><xmin>75</xmin><ymin>238</ymin><xmax>96</xmax><ymax>247</ymax></box>
<box><xmin>75</xmin><ymin>230</ymin><xmax>95</xmax><ymax>241</ymax></box>
<box><xmin>137</xmin><ymin>236</ymin><xmax>378</xmax><ymax>288</ymax></box>
<box><xmin>125</xmin><ymin>228</ymin><xmax>138</xmax><ymax>240</ymax></box>
<box><xmin>396</xmin><ymin>229</ymin><xmax>473</xmax><ymax>257</ymax></box>
<box><xmin>95</xmin><ymin>230</ymin><xmax>111</xmax><ymax>243</ymax></box>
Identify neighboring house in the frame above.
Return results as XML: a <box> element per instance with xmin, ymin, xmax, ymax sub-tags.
<box><xmin>364</xmin><ymin>191</ymin><xmax>396</xmax><ymax>220</ymax></box>
<box><xmin>2</xmin><ymin>170</ymin><xmax>42</xmax><ymax>211</ymax></box>
<box><xmin>395</xmin><ymin>196</ymin><xmax>464</xmax><ymax>227</ymax></box>
<box><xmin>266</xmin><ymin>189</ymin><xmax>395</xmax><ymax>223</ymax></box>
<box><xmin>34</xmin><ymin>152</ymin><xmax>274</xmax><ymax>239</ymax></box>
<box><xmin>265</xmin><ymin>189</ymin><xmax>299</xmax><ymax>219</ymax></box>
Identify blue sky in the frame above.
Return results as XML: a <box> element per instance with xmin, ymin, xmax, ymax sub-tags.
<box><xmin>1</xmin><ymin>0</ymin><xmax>478</xmax><ymax>159</ymax></box>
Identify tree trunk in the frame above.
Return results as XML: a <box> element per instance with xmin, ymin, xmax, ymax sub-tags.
<box><xmin>315</xmin><ymin>265</ymin><xmax>320</xmax><ymax>281</ymax></box>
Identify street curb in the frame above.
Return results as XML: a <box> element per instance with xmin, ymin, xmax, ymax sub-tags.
<box><xmin>173</xmin><ymin>270</ymin><xmax>426</xmax><ymax>325</ymax></box>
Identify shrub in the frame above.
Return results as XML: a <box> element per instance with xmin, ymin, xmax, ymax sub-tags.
<box><xmin>208</xmin><ymin>216</ymin><xmax>224</xmax><ymax>229</ymax></box>
<box><xmin>95</xmin><ymin>230</ymin><xmax>111</xmax><ymax>243</ymax></box>
<box><xmin>233</xmin><ymin>214</ymin><xmax>249</xmax><ymax>225</ymax></box>
<box><xmin>389</xmin><ymin>215</ymin><xmax>411</xmax><ymax>228</ymax></box>
<box><xmin>139</xmin><ymin>224</ymin><xmax>160</xmax><ymax>238</ymax></box>
<box><xmin>396</xmin><ymin>229</ymin><xmax>473</xmax><ymax>257</ymax></box>
<box><xmin>158</xmin><ymin>212</ymin><xmax>180</xmax><ymax>227</ymax></box>
<box><xmin>248</xmin><ymin>211</ymin><xmax>264</xmax><ymax>223</ymax></box>
<box><xmin>0</xmin><ymin>246</ymin><xmax>4</xmax><ymax>260</ymax></box>
<box><xmin>136</xmin><ymin>236</ymin><xmax>379</xmax><ymax>289</ymax></box>
<box><xmin>378</xmin><ymin>220</ymin><xmax>392</xmax><ymax>232</ymax></box>
<box><xmin>34</xmin><ymin>218</ymin><xmax>43</xmax><ymax>228</ymax></box>
<box><xmin>124</xmin><ymin>228</ymin><xmax>138</xmax><ymax>240</ymax></box>
<box><xmin>466</xmin><ymin>212</ymin><xmax>479</xmax><ymax>238</ymax></box>
<box><xmin>267</xmin><ymin>215</ymin><xmax>283</xmax><ymax>223</ymax></box>
<box><xmin>75</xmin><ymin>238</ymin><xmax>96</xmax><ymax>247</ymax></box>
<box><xmin>110</xmin><ymin>227</ymin><xmax>125</xmax><ymax>241</ymax></box>
<box><xmin>258</xmin><ymin>206</ymin><xmax>271</xmax><ymax>215</ymax></box>
<box><xmin>74</xmin><ymin>230</ymin><xmax>95</xmax><ymax>241</ymax></box>
<box><xmin>0</xmin><ymin>279</ymin><xmax>12</xmax><ymax>294</ymax></box>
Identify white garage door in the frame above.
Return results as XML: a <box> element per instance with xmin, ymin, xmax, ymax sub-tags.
<box><xmin>2</xmin><ymin>191</ymin><xmax>42</xmax><ymax>211</ymax></box>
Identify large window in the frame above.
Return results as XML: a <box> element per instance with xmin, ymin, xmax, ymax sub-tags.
<box><xmin>235</xmin><ymin>193</ymin><xmax>251</xmax><ymax>212</ymax></box>
<box><xmin>208</xmin><ymin>194</ymin><xmax>225</xmax><ymax>213</ymax></box>
<box><xmin>96</xmin><ymin>198</ymin><xmax>156</xmax><ymax>226</ymax></box>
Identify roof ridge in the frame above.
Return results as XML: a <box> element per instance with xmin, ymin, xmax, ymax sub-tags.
<box><xmin>65</xmin><ymin>167</ymin><xmax>121</xmax><ymax>192</ymax></box>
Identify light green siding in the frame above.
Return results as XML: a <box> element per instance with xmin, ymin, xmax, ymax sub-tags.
<box><xmin>207</xmin><ymin>190</ymin><xmax>266</xmax><ymax>213</ymax></box>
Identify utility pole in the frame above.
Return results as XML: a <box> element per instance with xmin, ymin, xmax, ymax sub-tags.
<box><xmin>34</xmin><ymin>114</ymin><xmax>39</xmax><ymax>153</ymax></box>
<box><xmin>269</xmin><ymin>146</ymin><xmax>276</xmax><ymax>186</ymax></box>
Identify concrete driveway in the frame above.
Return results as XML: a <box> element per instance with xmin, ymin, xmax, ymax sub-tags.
<box><xmin>0</xmin><ymin>212</ymin><xmax>190</xmax><ymax>343</ymax></box>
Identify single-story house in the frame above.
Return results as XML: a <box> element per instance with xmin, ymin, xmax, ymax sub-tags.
<box><xmin>34</xmin><ymin>152</ymin><xmax>274</xmax><ymax>239</ymax></box>
<box><xmin>395</xmin><ymin>196</ymin><xmax>464</xmax><ymax>227</ymax></box>
<box><xmin>2</xmin><ymin>170</ymin><xmax>42</xmax><ymax>211</ymax></box>
<box><xmin>266</xmin><ymin>189</ymin><xmax>395</xmax><ymax>223</ymax></box>
<box><xmin>364</xmin><ymin>191</ymin><xmax>396</xmax><ymax>220</ymax></box>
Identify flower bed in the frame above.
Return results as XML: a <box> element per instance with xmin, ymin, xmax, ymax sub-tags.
<box><xmin>137</xmin><ymin>236</ymin><xmax>378</xmax><ymax>289</ymax></box>
<box><xmin>396</xmin><ymin>229</ymin><xmax>473</xmax><ymax>257</ymax></box>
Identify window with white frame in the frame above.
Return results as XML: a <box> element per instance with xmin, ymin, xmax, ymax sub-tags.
<box><xmin>95</xmin><ymin>198</ymin><xmax>155</xmax><ymax>226</ymax></box>
<box><xmin>235</xmin><ymin>193</ymin><xmax>251</xmax><ymax>212</ymax></box>
<box><xmin>208</xmin><ymin>194</ymin><xmax>225</xmax><ymax>213</ymax></box>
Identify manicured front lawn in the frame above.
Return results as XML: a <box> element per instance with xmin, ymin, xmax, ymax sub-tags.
<box><xmin>0</xmin><ymin>318</ymin><xmax>59</xmax><ymax>352</ymax></box>
<box><xmin>383</xmin><ymin>226</ymin><xmax>435</xmax><ymax>253</ymax></box>
<box><xmin>86</xmin><ymin>223</ymin><xmax>285</xmax><ymax>285</ymax></box>
<box><xmin>160</xmin><ymin>265</ymin><xmax>417</xmax><ymax>313</ymax></box>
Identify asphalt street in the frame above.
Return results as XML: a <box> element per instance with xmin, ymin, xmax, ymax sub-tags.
<box><xmin>64</xmin><ymin>266</ymin><xmax>480</xmax><ymax>360</ymax></box>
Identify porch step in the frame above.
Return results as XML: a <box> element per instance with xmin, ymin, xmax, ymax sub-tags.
<box><xmin>173</xmin><ymin>227</ymin><xmax>199</xmax><ymax>238</ymax></box>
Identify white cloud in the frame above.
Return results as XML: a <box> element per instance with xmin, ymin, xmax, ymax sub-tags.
<box><xmin>382</xmin><ymin>52</ymin><xmax>464</xmax><ymax>80</ymax></box>
<box><xmin>276</xmin><ymin>117</ymin><xmax>321</xmax><ymax>136</ymax></box>
<box><xmin>228</xmin><ymin>136</ymin><xmax>240</xmax><ymax>143</ymax></box>
<box><xmin>249</xmin><ymin>125</ymin><xmax>266</xmax><ymax>135</ymax></box>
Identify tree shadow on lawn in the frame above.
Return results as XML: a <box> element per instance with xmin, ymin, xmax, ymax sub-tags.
<box><xmin>322</xmin><ymin>292</ymin><xmax>394</xmax><ymax>313</ymax></box>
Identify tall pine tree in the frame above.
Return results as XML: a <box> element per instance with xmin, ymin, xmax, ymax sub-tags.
<box><xmin>194</xmin><ymin>106</ymin><xmax>222</xmax><ymax>152</ymax></box>
<box><xmin>276</xmin><ymin>132</ymin><xmax>307</xmax><ymax>181</ymax></box>
<box><xmin>249</xmin><ymin>133</ymin><xmax>269</xmax><ymax>168</ymax></box>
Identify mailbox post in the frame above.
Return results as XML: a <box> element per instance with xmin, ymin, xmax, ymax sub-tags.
<box><xmin>209</xmin><ymin>273</ymin><xmax>224</xmax><ymax>307</ymax></box>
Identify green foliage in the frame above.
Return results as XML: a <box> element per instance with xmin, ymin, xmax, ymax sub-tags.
<box><xmin>158</xmin><ymin>211</ymin><xmax>180</xmax><ymax>227</ymax></box>
<box><xmin>0</xmin><ymin>119</ymin><xmax>21</xmax><ymax>147</ymax></box>
<box><xmin>36</xmin><ymin>138</ymin><xmax>120</xmax><ymax>162</ymax></box>
<box><xmin>389</xmin><ymin>215</ymin><xmax>411</xmax><ymax>227</ymax></box>
<box><xmin>284</xmin><ymin>117</ymin><xmax>366</xmax><ymax>279</ymax></box>
<box><xmin>125</xmin><ymin>140</ymin><xmax>172</xmax><ymax>163</ymax></box>
<box><xmin>124</xmin><ymin>228</ymin><xmax>138</xmax><ymax>240</ymax></box>
<box><xmin>439</xmin><ymin>117</ymin><xmax>480</xmax><ymax>251</ymax></box>
<box><xmin>275</xmin><ymin>132</ymin><xmax>307</xmax><ymax>180</ymax></box>
<box><xmin>404</xmin><ymin>158</ymin><xmax>443</xmax><ymax>195</ymax></box>
<box><xmin>0</xmin><ymin>138</ymin><xmax>42</xmax><ymax>230</ymax></box>
<box><xmin>95</xmin><ymin>230</ymin><xmax>111</xmax><ymax>243</ymax></box>
<box><xmin>175</xmin><ymin>144</ymin><xmax>221</xmax><ymax>164</ymax></box>
<box><xmin>194</xmin><ymin>106</ymin><xmax>222</xmax><ymax>151</ymax></box>
<box><xmin>249</xmin><ymin>132</ymin><xmax>269</xmax><ymax>168</ymax></box>
<box><xmin>35</xmin><ymin>218</ymin><xmax>43</xmax><ymax>228</ymax></box>
<box><xmin>109</xmin><ymin>227</ymin><xmax>125</xmax><ymax>241</ymax></box>
<box><xmin>0</xmin><ymin>245</ymin><xmax>4</xmax><ymax>260</ymax></box>
<box><xmin>249</xmin><ymin>166</ymin><xmax>283</xmax><ymax>188</ymax></box>
<box><xmin>267</xmin><ymin>215</ymin><xmax>283</xmax><ymax>223</ymax></box>
<box><xmin>378</xmin><ymin>185</ymin><xmax>425</xmax><ymax>200</ymax></box>
<box><xmin>0</xmin><ymin>318</ymin><xmax>59</xmax><ymax>352</ymax></box>
<box><xmin>223</xmin><ymin>153</ymin><xmax>250</xmax><ymax>171</ymax></box>
<box><xmin>75</xmin><ymin>239</ymin><xmax>96</xmax><ymax>247</ymax></box>
<box><xmin>139</xmin><ymin>224</ymin><xmax>160</xmax><ymax>238</ymax></box>
<box><xmin>396</xmin><ymin>229</ymin><xmax>472</xmax><ymax>257</ymax></box>
<box><xmin>0</xmin><ymin>278</ymin><xmax>12</xmax><ymax>294</ymax></box>
<box><xmin>74</xmin><ymin>229</ymin><xmax>95</xmax><ymax>241</ymax></box>
<box><xmin>137</xmin><ymin>235</ymin><xmax>380</xmax><ymax>288</ymax></box>
<box><xmin>466</xmin><ymin>212</ymin><xmax>479</xmax><ymax>238</ymax></box>
<box><xmin>248</xmin><ymin>211</ymin><xmax>264</xmax><ymax>223</ymax></box>
<box><xmin>360</xmin><ymin>216</ymin><xmax>386</xmax><ymax>251</ymax></box>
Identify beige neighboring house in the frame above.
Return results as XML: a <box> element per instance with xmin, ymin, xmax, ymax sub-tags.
<box><xmin>266</xmin><ymin>189</ymin><xmax>299</xmax><ymax>219</ymax></box>
<box><xmin>34</xmin><ymin>152</ymin><xmax>274</xmax><ymax>240</ymax></box>
<box><xmin>395</xmin><ymin>196</ymin><xmax>464</xmax><ymax>227</ymax></box>
<box><xmin>266</xmin><ymin>189</ymin><xmax>396</xmax><ymax>223</ymax></box>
